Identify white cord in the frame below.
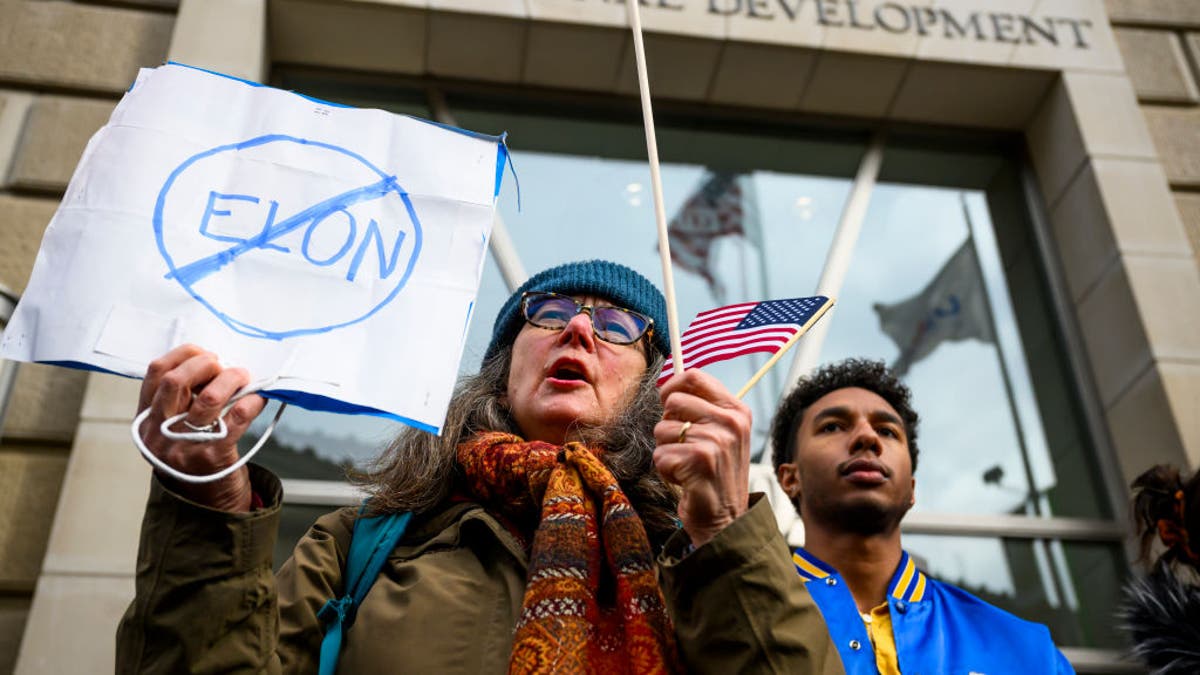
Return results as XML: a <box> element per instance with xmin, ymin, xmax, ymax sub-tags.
<box><xmin>130</xmin><ymin>381</ymin><xmax>287</xmax><ymax>484</ymax></box>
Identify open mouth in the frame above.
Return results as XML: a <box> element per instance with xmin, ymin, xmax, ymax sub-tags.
<box><xmin>548</xmin><ymin>359</ymin><xmax>589</xmax><ymax>383</ymax></box>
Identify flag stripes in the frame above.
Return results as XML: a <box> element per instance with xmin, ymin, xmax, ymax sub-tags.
<box><xmin>658</xmin><ymin>296</ymin><xmax>830</xmax><ymax>384</ymax></box>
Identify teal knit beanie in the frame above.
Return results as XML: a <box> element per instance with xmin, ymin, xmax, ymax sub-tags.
<box><xmin>484</xmin><ymin>260</ymin><xmax>669</xmax><ymax>362</ymax></box>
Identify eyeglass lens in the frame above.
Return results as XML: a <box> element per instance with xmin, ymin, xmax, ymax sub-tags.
<box><xmin>524</xmin><ymin>294</ymin><xmax>648</xmax><ymax>345</ymax></box>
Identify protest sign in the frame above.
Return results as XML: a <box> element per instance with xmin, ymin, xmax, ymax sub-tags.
<box><xmin>1</xmin><ymin>63</ymin><xmax>509</xmax><ymax>434</ymax></box>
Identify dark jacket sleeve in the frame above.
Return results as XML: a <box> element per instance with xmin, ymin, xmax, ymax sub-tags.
<box><xmin>115</xmin><ymin>464</ymin><xmax>352</xmax><ymax>675</ymax></box>
<box><xmin>658</xmin><ymin>494</ymin><xmax>843</xmax><ymax>675</ymax></box>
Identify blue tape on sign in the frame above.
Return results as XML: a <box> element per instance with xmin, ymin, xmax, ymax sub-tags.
<box><xmin>40</xmin><ymin>360</ymin><xmax>133</xmax><ymax>377</ymax></box>
<box><xmin>162</xmin><ymin>61</ymin><xmax>353</xmax><ymax>108</ymax></box>
<box><xmin>37</xmin><ymin>360</ymin><xmax>439</xmax><ymax>433</ymax></box>
<box><xmin>493</xmin><ymin>134</ymin><xmax>521</xmax><ymax>211</ymax></box>
<box><xmin>260</xmin><ymin>389</ymin><xmax>441</xmax><ymax>434</ymax></box>
<box><xmin>423</xmin><ymin>117</ymin><xmax>506</xmax><ymax>144</ymax></box>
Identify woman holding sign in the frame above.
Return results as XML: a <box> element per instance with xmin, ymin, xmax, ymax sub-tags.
<box><xmin>117</xmin><ymin>260</ymin><xmax>834</xmax><ymax>674</ymax></box>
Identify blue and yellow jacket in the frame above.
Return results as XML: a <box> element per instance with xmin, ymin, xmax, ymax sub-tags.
<box><xmin>792</xmin><ymin>547</ymin><xmax>1075</xmax><ymax>675</ymax></box>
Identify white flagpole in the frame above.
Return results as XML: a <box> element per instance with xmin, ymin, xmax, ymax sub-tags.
<box><xmin>626</xmin><ymin>0</ymin><xmax>685</xmax><ymax>376</ymax></box>
<box><xmin>783</xmin><ymin>131</ymin><xmax>886</xmax><ymax>388</ymax></box>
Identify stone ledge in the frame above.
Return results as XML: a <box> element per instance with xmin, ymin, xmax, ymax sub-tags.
<box><xmin>0</xmin><ymin>91</ymin><xmax>34</xmax><ymax>188</ymax></box>
<box><xmin>1142</xmin><ymin>106</ymin><xmax>1200</xmax><ymax>188</ymax></box>
<box><xmin>1113</xmin><ymin>28</ymin><xmax>1198</xmax><ymax>103</ymax></box>
<box><xmin>89</xmin><ymin>0</ymin><xmax>180</xmax><ymax>9</ymax></box>
<box><xmin>8</xmin><ymin>96</ymin><xmax>115</xmax><ymax>193</ymax></box>
<box><xmin>0</xmin><ymin>194</ymin><xmax>58</xmax><ymax>294</ymax></box>
<box><xmin>0</xmin><ymin>1</ymin><xmax>173</xmax><ymax>94</ymax></box>
<box><xmin>2</xmin><ymin>364</ymin><xmax>88</xmax><ymax>443</ymax></box>
<box><xmin>0</xmin><ymin>597</ymin><xmax>31</xmax><ymax>675</ymax></box>
<box><xmin>1175</xmin><ymin>191</ymin><xmax>1200</xmax><ymax>263</ymax></box>
<box><xmin>0</xmin><ymin>450</ymin><xmax>69</xmax><ymax>588</ymax></box>
<box><xmin>1106</xmin><ymin>0</ymin><xmax>1200</xmax><ymax>28</ymax></box>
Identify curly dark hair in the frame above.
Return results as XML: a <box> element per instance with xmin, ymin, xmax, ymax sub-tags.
<box><xmin>770</xmin><ymin>358</ymin><xmax>920</xmax><ymax>475</ymax></box>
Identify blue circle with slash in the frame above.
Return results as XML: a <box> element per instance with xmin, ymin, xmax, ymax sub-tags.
<box><xmin>154</xmin><ymin>134</ymin><xmax>424</xmax><ymax>340</ymax></box>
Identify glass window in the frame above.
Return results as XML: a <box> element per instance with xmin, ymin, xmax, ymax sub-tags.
<box><xmin>903</xmin><ymin>534</ymin><xmax>1127</xmax><ymax>648</ymax></box>
<box><xmin>448</xmin><ymin>94</ymin><xmax>1107</xmax><ymax>520</ymax></box>
<box><xmin>817</xmin><ymin>178</ymin><xmax>1108</xmax><ymax>519</ymax></box>
<box><xmin>246</xmin><ymin>401</ymin><xmax>399</xmax><ymax>479</ymax></box>
<box><xmin>247</xmin><ymin>78</ymin><xmax>1110</xmax><ymax>521</ymax></box>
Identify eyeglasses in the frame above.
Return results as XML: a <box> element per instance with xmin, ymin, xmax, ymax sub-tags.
<box><xmin>520</xmin><ymin>291</ymin><xmax>654</xmax><ymax>346</ymax></box>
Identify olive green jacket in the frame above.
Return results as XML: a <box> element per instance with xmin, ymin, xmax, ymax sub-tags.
<box><xmin>116</xmin><ymin>465</ymin><xmax>842</xmax><ymax>674</ymax></box>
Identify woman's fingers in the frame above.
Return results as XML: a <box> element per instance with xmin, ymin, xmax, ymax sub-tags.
<box><xmin>140</xmin><ymin>344</ymin><xmax>209</xmax><ymax>412</ymax></box>
<box><xmin>184</xmin><ymin>367</ymin><xmax>252</xmax><ymax>430</ymax></box>
<box><xmin>149</xmin><ymin>352</ymin><xmax>222</xmax><ymax>421</ymax></box>
<box><xmin>654</xmin><ymin>368</ymin><xmax>753</xmax><ymax>547</ymax></box>
<box><xmin>135</xmin><ymin>348</ymin><xmax>263</xmax><ymax>512</ymax></box>
<box><xmin>658</xmin><ymin>368</ymin><xmax>740</xmax><ymax>408</ymax></box>
<box><xmin>224</xmin><ymin>394</ymin><xmax>267</xmax><ymax>441</ymax></box>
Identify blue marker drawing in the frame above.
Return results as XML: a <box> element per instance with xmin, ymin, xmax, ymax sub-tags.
<box><xmin>154</xmin><ymin>134</ymin><xmax>424</xmax><ymax>340</ymax></box>
<box><xmin>199</xmin><ymin>192</ymin><xmax>289</xmax><ymax>252</ymax></box>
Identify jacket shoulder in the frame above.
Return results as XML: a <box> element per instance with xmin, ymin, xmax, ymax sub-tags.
<box><xmin>304</xmin><ymin>505</ymin><xmax>359</xmax><ymax>560</ymax></box>
<box><xmin>927</xmin><ymin>576</ymin><xmax>1058</xmax><ymax>642</ymax></box>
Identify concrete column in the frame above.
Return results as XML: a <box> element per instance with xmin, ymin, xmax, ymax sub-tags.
<box><xmin>169</xmin><ymin>0</ymin><xmax>268</xmax><ymax>83</ymax></box>
<box><xmin>1028</xmin><ymin>71</ymin><xmax>1200</xmax><ymax>482</ymax></box>
<box><xmin>14</xmin><ymin>375</ymin><xmax>146</xmax><ymax>674</ymax></box>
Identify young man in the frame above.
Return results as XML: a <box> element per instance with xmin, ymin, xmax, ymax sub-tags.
<box><xmin>771</xmin><ymin>359</ymin><xmax>1074</xmax><ymax>675</ymax></box>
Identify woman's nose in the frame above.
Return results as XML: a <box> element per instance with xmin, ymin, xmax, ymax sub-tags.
<box><xmin>557</xmin><ymin>311</ymin><xmax>597</xmax><ymax>349</ymax></box>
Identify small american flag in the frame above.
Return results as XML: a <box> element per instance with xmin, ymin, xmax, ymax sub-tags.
<box><xmin>658</xmin><ymin>296</ymin><xmax>832</xmax><ymax>385</ymax></box>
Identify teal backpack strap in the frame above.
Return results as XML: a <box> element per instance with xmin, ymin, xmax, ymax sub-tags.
<box><xmin>316</xmin><ymin>505</ymin><xmax>412</xmax><ymax>675</ymax></box>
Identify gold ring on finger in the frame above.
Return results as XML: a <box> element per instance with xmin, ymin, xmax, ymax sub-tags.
<box><xmin>677</xmin><ymin>421</ymin><xmax>692</xmax><ymax>444</ymax></box>
<box><xmin>182</xmin><ymin>418</ymin><xmax>220</xmax><ymax>433</ymax></box>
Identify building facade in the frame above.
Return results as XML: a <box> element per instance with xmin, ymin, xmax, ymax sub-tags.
<box><xmin>1</xmin><ymin>0</ymin><xmax>1198</xmax><ymax>672</ymax></box>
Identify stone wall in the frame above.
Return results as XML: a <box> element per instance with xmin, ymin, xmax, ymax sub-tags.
<box><xmin>0</xmin><ymin>2</ymin><xmax>175</xmax><ymax>671</ymax></box>
<box><xmin>1108</xmin><ymin>0</ymin><xmax>1200</xmax><ymax>267</ymax></box>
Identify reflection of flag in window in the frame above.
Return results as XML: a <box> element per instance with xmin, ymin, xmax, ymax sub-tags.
<box><xmin>873</xmin><ymin>240</ymin><xmax>994</xmax><ymax>376</ymax></box>
<box><xmin>658</xmin><ymin>296</ymin><xmax>832</xmax><ymax>384</ymax></box>
<box><xmin>665</xmin><ymin>171</ymin><xmax>746</xmax><ymax>301</ymax></box>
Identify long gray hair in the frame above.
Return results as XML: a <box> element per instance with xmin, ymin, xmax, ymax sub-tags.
<box><xmin>356</xmin><ymin>346</ymin><xmax>680</xmax><ymax>550</ymax></box>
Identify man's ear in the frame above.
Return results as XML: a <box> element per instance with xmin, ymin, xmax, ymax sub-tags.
<box><xmin>777</xmin><ymin>462</ymin><xmax>802</xmax><ymax>499</ymax></box>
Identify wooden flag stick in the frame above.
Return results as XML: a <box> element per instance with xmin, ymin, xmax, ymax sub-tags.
<box><xmin>625</xmin><ymin>0</ymin><xmax>685</xmax><ymax>376</ymax></box>
<box><xmin>735</xmin><ymin>299</ymin><xmax>836</xmax><ymax>400</ymax></box>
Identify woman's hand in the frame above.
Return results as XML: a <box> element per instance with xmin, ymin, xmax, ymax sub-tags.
<box><xmin>653</xmin><ymin>369</ymin><xmax>752</xmax><ymax>548</ymax></box>
<box><xmin>136</xmin><ymin>344</ymin><xmax>266</xmax><ymax>512</ymax></box>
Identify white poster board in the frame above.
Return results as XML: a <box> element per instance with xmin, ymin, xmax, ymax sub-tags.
<box><xmin>1</xmin><ymin>63</ymin><xmax>509</xmax><ymax>434</ymax></box>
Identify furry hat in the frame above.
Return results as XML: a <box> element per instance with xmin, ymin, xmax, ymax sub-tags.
<box><xmin>1120</xmin><ymin>562</ymin><xmax>1200</xmax><ymax>674</ymax></box>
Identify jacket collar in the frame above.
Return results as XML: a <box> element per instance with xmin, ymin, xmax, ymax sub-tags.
<box><xmin>792</xmin><ymin>546</ymin><xmax>929</xmax><ymax>603</ymax></box>
<box><xmin>402</xmin><ymin>501</ymin><xmax>530</xmax><ymax>569</ymax></box>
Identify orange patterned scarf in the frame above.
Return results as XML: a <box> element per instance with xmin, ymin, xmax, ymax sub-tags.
<box><xmin>457</xmin><ymin>431</ymin><xmax>681</xmax><ymax>675</ymax></box>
